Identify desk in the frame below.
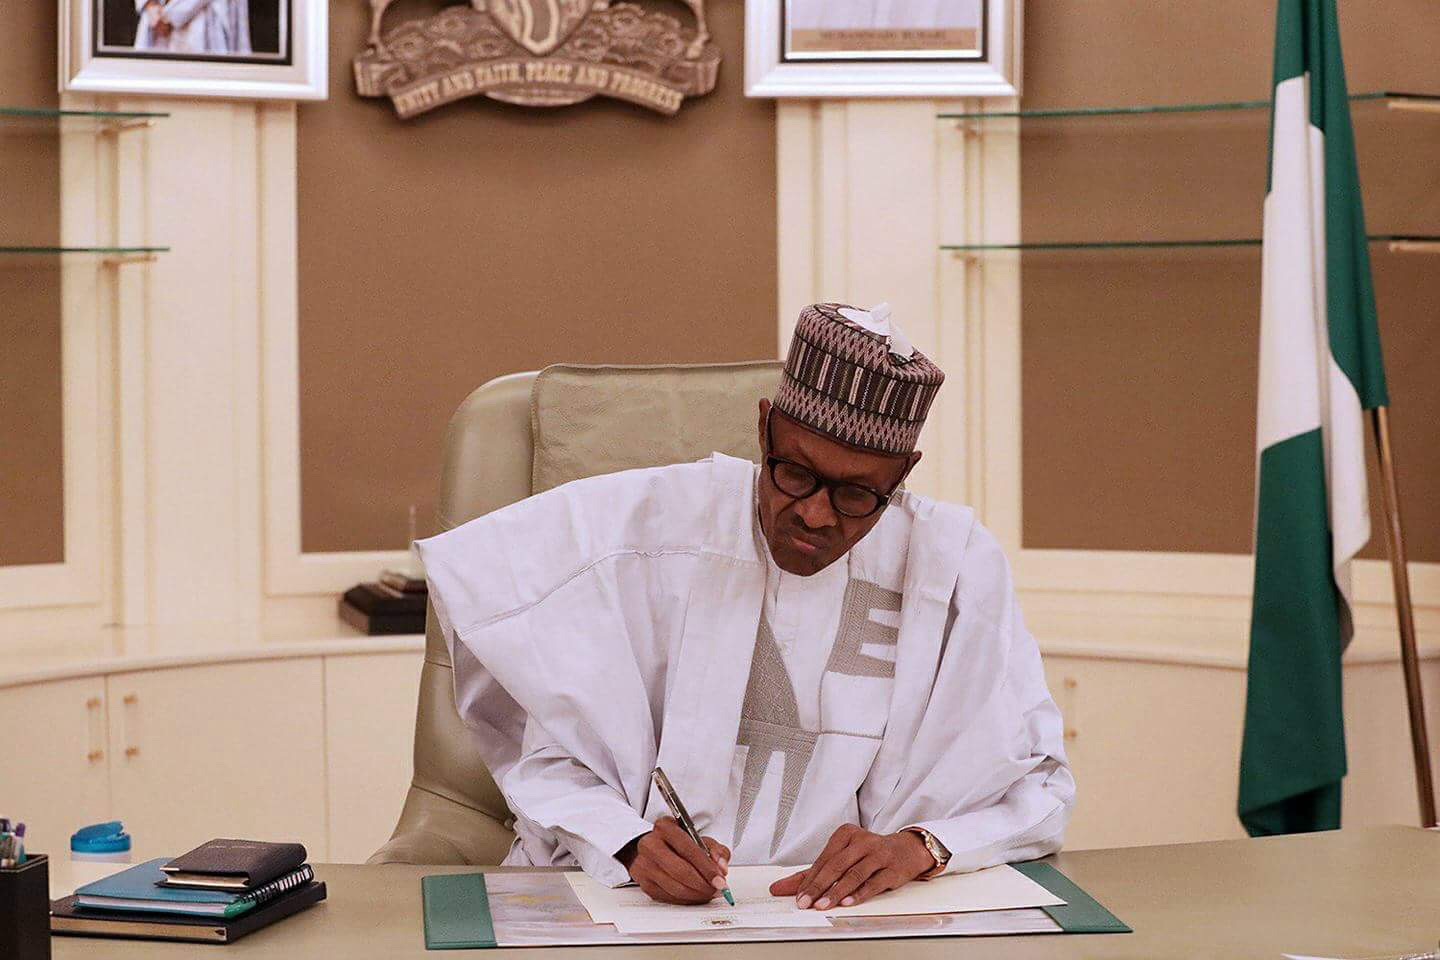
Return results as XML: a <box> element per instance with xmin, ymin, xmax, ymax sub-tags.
<box><xmin>50</xmin><ymin>826</ymin><xmax>1437</xmax><ymax>959</ymax></box>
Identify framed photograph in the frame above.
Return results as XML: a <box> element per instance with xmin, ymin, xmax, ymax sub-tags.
<box><xmin>60</xmin><ymin>0</ymin><xmax>327</xmax><ymax>99</ymax></box>
<box><xmin>745</xmin><ymin>0</ymin><xmax>1020</xmax><ymax>98</ymax></box>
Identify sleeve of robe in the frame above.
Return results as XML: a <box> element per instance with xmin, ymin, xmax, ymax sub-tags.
<box><xmin>505</xmin><ymin>716</ymin><xmax>655</xmax><ymax>885</ymax></box>
<box><xmin>895</xmin><ymin>522</ymin><xmax>1075</xmax><ymax>875</ymax></box>
<box><xmin>417</xmin><ymin>461</ymin><xmax>714</xmax><ymax>888</ymax></box>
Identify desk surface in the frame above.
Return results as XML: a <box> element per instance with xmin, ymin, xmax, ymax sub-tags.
<box><xmin>51</xmin><ymin>826</ymin><xmax>1437</xmax><ymax>959</ymax></box>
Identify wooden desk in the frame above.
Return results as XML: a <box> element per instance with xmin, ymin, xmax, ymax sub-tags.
<box><xmin>51</xmin><ymin>826</ymin><xmax>1438</xmax><ymax>958</ymax></box>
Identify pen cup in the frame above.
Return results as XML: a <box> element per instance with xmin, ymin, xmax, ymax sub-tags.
<box><xmin>0</xmin><ymin>853</ymin><xmax>51</xmax><ymax>960</ymax></box>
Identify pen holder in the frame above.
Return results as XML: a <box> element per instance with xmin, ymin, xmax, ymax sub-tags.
<box><xmin>0</xmin><ymin>854</ymin><xmax>51</xmax><ymax>960</ymax></box>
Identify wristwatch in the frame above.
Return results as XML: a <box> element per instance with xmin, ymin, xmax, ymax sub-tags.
<box><xmin>905</xmin><ymin>827</ymin><xmax>951</xmax><ymax>879</ymax></box>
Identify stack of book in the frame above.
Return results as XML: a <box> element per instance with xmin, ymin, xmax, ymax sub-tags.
<box><xmin>51</xmin><ymin>839</ymin><xmax>326</xmax><ymax>945</ymax></box>
<box><xmin>338</xmin><ymin>568</ymin><xmax>427</xmax><ymax>635</ymax></box>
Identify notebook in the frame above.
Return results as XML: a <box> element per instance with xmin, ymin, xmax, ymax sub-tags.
<box><xmin>76</xmin><ymin>858</ymin><xmax>314</xmax><ymax>917</ymax></box>
<box><xmin>52</xmin><ymin>880</ymin><xmax>327</xmax><ymax>944</ymax></box>
<box><xmin>161</xmin><ymin>838</ymin><xmax>308</xmax><ymax>890</ymax></box>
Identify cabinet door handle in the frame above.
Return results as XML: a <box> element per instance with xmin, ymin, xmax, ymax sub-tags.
<box><xmin>86</xmin><ymin>696</ymin><xmax>105</xmax><ymax>763</ymax></box>
<box><xmin>122</xmin><ymin>693</ymin><xmax>140</xmax><ymax>758</ymax></box>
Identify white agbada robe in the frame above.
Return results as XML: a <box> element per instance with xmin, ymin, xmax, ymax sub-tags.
<box><xmin>418</xmin><ymin>453</ymin><xmax>1074</xmax><ymax>888</ymax></box>
<box><xmin>133</xmin><ymin>0</ymin><xmax>251</xmax><ymax>55</ymax></box>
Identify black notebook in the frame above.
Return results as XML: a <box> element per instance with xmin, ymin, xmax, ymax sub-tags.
<box><xmin>51</xmin><ymin>880</ymin><xmax>327</xmax><ymax>944</ymax></box>
<box><xmin>161</xmin><ymin>839</ymin><xmax>308</xmax><ymax>890</ymax></box>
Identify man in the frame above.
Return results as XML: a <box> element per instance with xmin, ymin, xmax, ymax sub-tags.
<box><xmin>419</xmin><ymin>302</ymin><xmax>1073</xmax><ymax>910</ymax></box>
<box><xmin>134</xmin><ymin>0</ymin><xmax>251</xmax><ymax>56</ymax></box>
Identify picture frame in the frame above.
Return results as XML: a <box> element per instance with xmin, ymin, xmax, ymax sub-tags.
<box><xmin>745</xmin><ymin>0</ymin><xmax>1021</xmax><ymax>98</ymax></box>
<box><xmin>60</xmin><ymin>0</ymin><xmax>327</xmax><ymax>100</ymax></box>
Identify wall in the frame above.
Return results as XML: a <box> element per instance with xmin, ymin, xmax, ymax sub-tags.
<box><xmin>1020</xmin><ymin>0</ymin><xmax>1440</xmax><ymax>558</ymax></box>
<box><xmin>295</xmin><ymin>0</ymin><xmax>778</xmax><ymax>553</ymax></box>
<box><xmin>0</xmin><ymin>0</ymin><xmax>64</xmax><ymax>566</ymax></box>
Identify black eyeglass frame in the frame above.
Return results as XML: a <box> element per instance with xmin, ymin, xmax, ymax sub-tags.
<box><xmin>762</xmin><ymin>412</ymin><xmax>903</xmax><ymax>519</ymax></box>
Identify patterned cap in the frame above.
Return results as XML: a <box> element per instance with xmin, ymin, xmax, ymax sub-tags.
<box><xmin>773</xmin><ymin>302</ymin><xmax>944</xmax><ymax>455</ymax></box>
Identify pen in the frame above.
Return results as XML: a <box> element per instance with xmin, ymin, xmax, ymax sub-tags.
<box><xmin>651</xmin><ymin>766</ymin><xmax>734</xmax><ymax>906</ymax></box>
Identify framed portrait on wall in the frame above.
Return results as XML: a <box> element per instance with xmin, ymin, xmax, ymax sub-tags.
<box><xmin>60</xmin><ymin>0</ymin><xmax>327</xmax><ymax>99</ymax></box>
<box><xmin>745</xmin><ymin>0</ymin><xmax>1020</xmax><ymax>97</ymax></box>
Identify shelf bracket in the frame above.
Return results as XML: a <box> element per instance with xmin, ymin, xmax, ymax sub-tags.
<box><xmin>102</xmin><ymin>253</ymin><xmax>160</xmax><ymax>266</ymax></box>
<box><xmin>1386</xmin><ymin>98</ymin><xmax>1440</xmax><ymax>115</ymax></box>
<box><xmin>1387</xmin><ymin>240</ymin><xmax>1440</xmax><ymax>254</ymax></box>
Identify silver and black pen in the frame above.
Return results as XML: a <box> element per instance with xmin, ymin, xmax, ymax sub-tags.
<box><xmin>651</xmin><ymin>766</ymin><xmax>734</xmax><ymax>906</ymax></box>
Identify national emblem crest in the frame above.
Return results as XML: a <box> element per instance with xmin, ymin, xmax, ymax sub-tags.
<box><xmin>354</xmin><ymin>0</ymin><xmax>720</xmax><ymax>118</ymax></box>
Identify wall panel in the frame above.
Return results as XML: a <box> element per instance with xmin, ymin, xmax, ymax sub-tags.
<box><xmin>0</xmin><ymin>0</ymin><xmax>63</xmax><ymax>565</ymax></box>
<box><xmin>1019</xmin><ymin>0</ymin><xmax>1440</xmax><ymax>559</ymax></box>
<box><xmin>296</xmin><ymin>0</ymin><xmax>777</xmax><ymax>552</ymax></box>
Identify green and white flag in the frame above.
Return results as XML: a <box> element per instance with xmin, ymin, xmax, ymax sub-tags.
<box><xmin>1239</xmin><ymin>0</ymin><xmax>1390</xmax><ymax>836</ymax></box>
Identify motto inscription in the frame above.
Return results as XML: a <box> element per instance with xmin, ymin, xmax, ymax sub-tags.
<box><xmin>355</xmin><ymin>1</ymin><xmax>720</xmax><ymax>117</ymax></box>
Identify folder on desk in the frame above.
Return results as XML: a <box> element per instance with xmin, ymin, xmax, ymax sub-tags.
<box><xmin>422</xmin><ymin>873</ymin><xmax>496</xmax><ymax>949</ymax></box>
<box><xmin>420</xmin><ymin>861</ymin><xmax>1128</xmax><ymax>950</ymax></box>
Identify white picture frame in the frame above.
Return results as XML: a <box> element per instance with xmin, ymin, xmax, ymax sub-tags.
<box><xmin>60</xmin><ymin>0</ymin><xmax>327</xmax><ymax>100</ymax></box>
<box><xmin>745</xmin><ymin>0</ymin><xmax>1021</xmax><ymax>98</ymax></box>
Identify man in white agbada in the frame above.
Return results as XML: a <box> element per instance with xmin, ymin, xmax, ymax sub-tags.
<box><xmin>419</xmin><ymin>302</ymin><xmax>1074</xmax><ymax>910</ymax></box>
<box><xmin>134</xmin><ymin>0</ymin><xmax>251</xmax><ymax>55</ymax></box>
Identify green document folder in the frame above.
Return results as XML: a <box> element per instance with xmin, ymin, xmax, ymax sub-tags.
<box><xmin>1013</xmin><ymin>861</ymin><xmax>1132</xmax><ymax>934</ymax></box>
<box><xmin>421</xmin><ymin>862</ymin><xmax>1127</xmax><ymax>949</ymax></box>
<box><xmin>421</xmin><ymin>874</ymin><xmax>496</xmax><ymax>950</ymax></box>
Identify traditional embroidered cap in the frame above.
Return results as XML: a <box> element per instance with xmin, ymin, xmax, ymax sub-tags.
<box><xmin>773</xmin><ymin>302</ymin><xmax>944</xmax><ymax>455</ymax></box>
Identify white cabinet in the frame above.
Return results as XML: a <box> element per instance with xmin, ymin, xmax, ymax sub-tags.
<box><xmin>105</xmin><ymin>660</ymin><xmax>327</xmax><ymax>862</ymax></box>
<box><xmin>0</xmin><ymin>676</ymin><xmax>110</xmax><ymax>859</ymax></box>
<box><xmin>324</xmin><ymin>652</ymin><xmax>425</xmax><ymax>862</ymax></box>
<box><xmin>1043</xmin><ymin>657</ymin><xmax>1249</xmax><ymax>851</ymax></box>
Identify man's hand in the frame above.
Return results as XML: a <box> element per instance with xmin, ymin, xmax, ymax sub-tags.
<box><xmin>617</xmin><ymin>816</ymin><xmax>731</xmax><ymax>905</ymax></box>
<box><xmin>769</xmin><ymin>824</ymin><xmax>935</xmax><ymax>909</ymax></box>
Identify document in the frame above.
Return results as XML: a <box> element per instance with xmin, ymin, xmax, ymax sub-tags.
<box><xmin>826</xmin><ymin>862</ymin><xmax>1065</xmax><ymax>917</ymax></box>
<box><xmin>566</xmin><ymin>862</ymin><xmax>1063</xmax><ymax>932</ymax></box>
<box><xmin>567</xmin><ymin>866</ymin><xmax>831</xmax><ymax>932</ymax></box>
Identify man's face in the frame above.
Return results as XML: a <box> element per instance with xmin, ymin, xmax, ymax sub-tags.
<box><xmin>756</xmin><ymin>399</ymin><xmax>920</xmax><ymax>577</ymax></box>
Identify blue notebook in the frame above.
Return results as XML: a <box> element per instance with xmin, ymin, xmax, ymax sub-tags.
<box><xmin>75</xmin><ymin>858</ymin><xmax>313</xmax><ymax>918</ymax></box>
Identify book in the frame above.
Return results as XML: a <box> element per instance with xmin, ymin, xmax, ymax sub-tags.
<box><xmin>163</xmin><ymin>865</ymin><xmax>315</xmax><ymax>902</ymax></box>
<box><xmin>379</xmin><ymin>568</ymin><xmax>428</xmax><ymax>594</ymax></box>
<box><xmin>76</xmin><ymin>859</ymin><xmax>312</xmax><ymax>917</ymax></box>
<box><xmin>162</xmin><ymin>838</ymin><xmax>307</xmax><ymax>890</ymax></box>
<box><xmin>52</xmin><ymin>881</ymin><xmax>327</xmax><ymax>944</ymax></box>
<box><xmin>343</xmin><ymin>583</ymin><xmax>427</xmax><ymax>616</ymax></box>
<box><xmin>338</xmin><ymin>598</ymin><xmax>426</xmax><ymax>635</ymax></box>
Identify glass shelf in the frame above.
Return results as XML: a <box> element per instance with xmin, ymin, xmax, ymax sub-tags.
<box><xmin>0</xmin><ymin>106</ymin><xmax>169</xmax><ymax>134</ymax></box>
<box><xmin>941</xmin><ymin>235</ymin><xmax>1440</xmax><ymax>253</ymax></box>
<box><xmin>937</xmin><ymin>91</ymin><xmax>1440</xmax><ymax>122</ymax></box>
<box><xmin>0</xmin><ymin>246</ymin><xmax>169</xmax><ymax>262</ymax></box>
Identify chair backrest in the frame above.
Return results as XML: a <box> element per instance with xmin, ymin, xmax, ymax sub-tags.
<box><xmin>396</xmin><ymin>360</ymin><xmax>783</xmax><ymax>862</ymax></box>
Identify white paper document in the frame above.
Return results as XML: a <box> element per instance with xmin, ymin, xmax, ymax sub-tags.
<box><xmin>825</xmin><ymin>863</ymin><xmax>1065</xmax><ymax>917</ymax></box>
<box><xmin>567</xmin><ymin>866</ymin><xmax>831</xmax><ymax>932</ymax></box>
<box><xmin>566</xmin><ymin>862</ymin><xmax>1062</xmax><ymax>933</ymax></box>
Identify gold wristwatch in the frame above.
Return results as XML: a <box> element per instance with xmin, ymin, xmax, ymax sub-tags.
<box><xmin>905</xmin><ymin>827</ymin><xmax>951</xmax><ymax>879</ymax></box>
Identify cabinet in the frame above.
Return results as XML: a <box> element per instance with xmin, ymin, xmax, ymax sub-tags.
<box><xmin>105</xmin><ymin>660</ymin><xmax>327</xmax><ymax>862</ymax></box>
<box><xmin>0</xmin><ymin>676</ymin><xmax>110</xmax><ymax>858</ymax></box>
<box><xmin>324</xmin><ymin>652</ymin><xmax>425</xmax><ymax>862</ymax></box>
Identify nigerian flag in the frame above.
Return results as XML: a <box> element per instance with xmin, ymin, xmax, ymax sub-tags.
<box><xmin>1238</xmin><ymin>0</ymin><xmax>1390</xmax><ymax>837</ymax></box>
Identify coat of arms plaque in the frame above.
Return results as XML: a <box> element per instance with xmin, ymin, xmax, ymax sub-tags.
<box><xmin>355</xmin><ymin>0</ymin><xmax>720</xmax><ymax>117</ymax></box>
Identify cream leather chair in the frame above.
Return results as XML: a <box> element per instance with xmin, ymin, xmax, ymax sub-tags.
<box><xmin>370</xmin><ymin>361</ymin><xmax>783</xmax><ymax>865</ymax></box>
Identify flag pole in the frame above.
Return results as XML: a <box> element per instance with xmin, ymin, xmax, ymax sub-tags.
<box><xmin>1370</xmin><ymin>405</ymin><xmax>1438</xmax><ymax>827</ymax></box>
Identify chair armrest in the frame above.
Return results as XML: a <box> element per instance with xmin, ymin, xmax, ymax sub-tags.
<box><xmin>368</xmin><ymin>784</ymin><xmax>516</xmax><ymax>866</ymax></box>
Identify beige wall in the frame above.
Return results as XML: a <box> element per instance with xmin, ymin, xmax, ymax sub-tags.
<box><xmin>295</xmin><ymin>0</ymin><xmax>778</xmax><ymax>553</ymax></box>
<box><xmin>1020</xmin><ymin>0</ymin><xmax>1440</xmax><ymax>560</ymax></box>
<box><xmin>0</xmin><ymin>0</ymin><xmax>64</xmax><ymax>566</ymax></box>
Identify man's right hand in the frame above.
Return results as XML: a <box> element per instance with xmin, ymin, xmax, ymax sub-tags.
<box><xmin>617</xmin><ymin>816</ymin><xmax>730</xmax><ymax>904</ymax></box>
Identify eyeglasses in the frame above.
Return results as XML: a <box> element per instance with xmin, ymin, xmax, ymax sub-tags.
<box><xmin>763</xmin><ymin>413</ymin><xmax>895</xmax><ymax>519</ymax></box>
